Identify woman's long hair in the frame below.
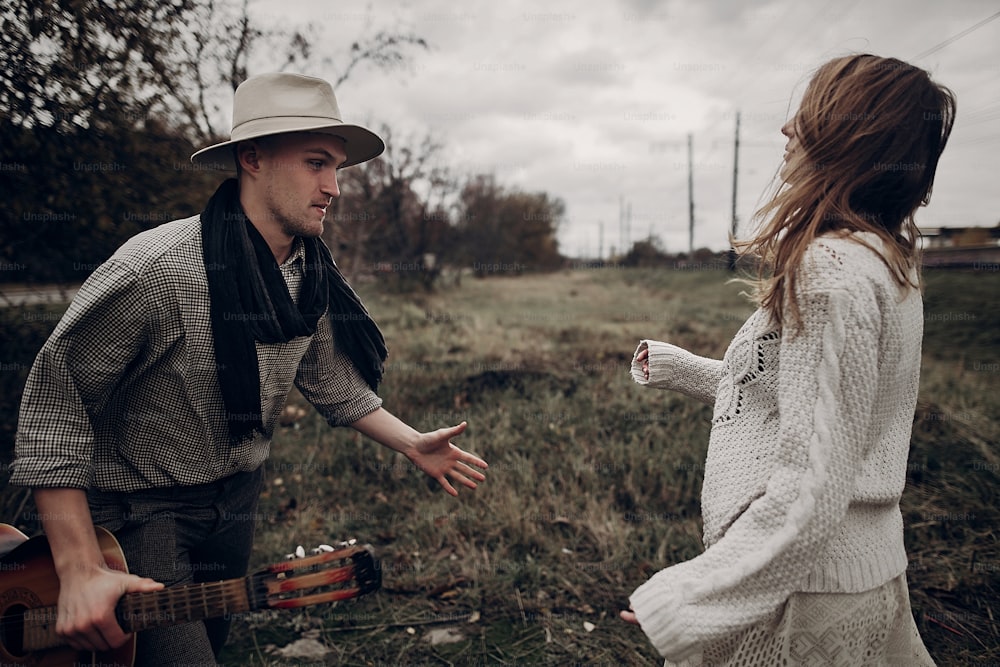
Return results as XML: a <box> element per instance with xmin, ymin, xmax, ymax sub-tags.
<box><xmin>737</xmin><ymin>54</ymin><xmax>956</xmax><ymax>328</ymax></box>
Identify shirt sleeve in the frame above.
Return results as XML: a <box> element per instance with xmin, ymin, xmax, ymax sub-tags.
<box><xmin>11</xmin><ymin>260</ymin><xmax>149</xmax><ymax>489</ymax></box>
<box><xmin>295</xmin><ymin>314</ymin><xmax>382</xmax><ymax>427</ymax></box>
<box><xmin>631</xmin><ymin>340</ymin><xmax>724</xmax><ymax>405</ymax></box>
<box><xmin>629</xmin><ymin>286</ymin><xmax>880</xmax><ymax>662</ymax></box>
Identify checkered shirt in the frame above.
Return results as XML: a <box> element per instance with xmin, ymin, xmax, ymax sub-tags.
<box><xmin>11</xmin><ymin>216</ymin><xmax>382</xmax><ymax>492</ymax></box>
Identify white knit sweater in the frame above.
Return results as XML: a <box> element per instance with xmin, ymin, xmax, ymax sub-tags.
<box><xmin>629</xmin><ymin>233</ymin><xmax>922</xmax><ymax>662</ymax></box>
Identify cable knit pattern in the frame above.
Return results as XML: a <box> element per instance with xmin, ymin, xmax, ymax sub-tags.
<box><xmin>628</xmin><ymin>233</ymin><xmax>922</xmax><ymax>662</ymax></box>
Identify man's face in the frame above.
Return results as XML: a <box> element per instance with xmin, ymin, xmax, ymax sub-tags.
<box><xmin>255</xmin><ymin>132</ymin><xmax>349</xmax><ymax>239</ymax></box>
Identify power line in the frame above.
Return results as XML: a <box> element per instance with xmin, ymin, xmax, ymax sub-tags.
<box><xmin>725</xmin><ymin>0</ymin><xmax>864</xmax><ymax>106</ymax></box>
<box><xmin>911</xmin><ymin>9</ymin><xmax>1000</xmax><ymax>61</ymax></box>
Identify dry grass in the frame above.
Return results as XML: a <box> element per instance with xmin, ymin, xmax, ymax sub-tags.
<box><xmin>1</xmin><ymin>266</ymin><xmax>994</xmax><ymax>665</ymax></box>
<box><xmin>217</xmin><ymin>266</ymin><xmax>998</xmax><ymax>666</ymax></box>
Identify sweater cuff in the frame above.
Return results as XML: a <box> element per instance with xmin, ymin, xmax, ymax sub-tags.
<box><xmin>632</xmin><ymin>340</ymin><xmax>721</xmax><ymax>405</ymax></box>
<box><xmin>629</xmin><ymin>574</ymin><xmax>699</xmax><ymax>661</ymax></box>
<box><xmin>631</xmin><ymin>339</ymin><xmax>683</xmax><ymax>387</ymax></box>
<box><xmin>630</xmin><ymin>340</ymin><xmax>651</xmax><ymax>385</ymax></box>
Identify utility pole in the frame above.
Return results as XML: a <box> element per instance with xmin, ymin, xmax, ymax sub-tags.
<box><xmin>626</xmin><ymin>201</ymin><xmax>632</xmax><ymax>250</ymax></box>
<box><xmin>598</xmin><ymin>221</ymin><xmax>604</xmax><ymax>261</ymax></box>
<box><xmin>619</xmin><ymin>195</ymin><xmax>624</xmax><ymax>257</ymax></box>
<box><xmin>729</xmin><ymin>111</ymin><xmax>740</xmax><ymax>270</ymax></box>
<box><xmin>687</xmin><ymin>133</ymin><xmax>694</xmax><ymax>255</ymax></box>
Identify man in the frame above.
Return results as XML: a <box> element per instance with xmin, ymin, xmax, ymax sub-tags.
<box><xmin>10</xmin><ymin>72</ymin><xmax>488</xmax><ymax>665</ymax></box>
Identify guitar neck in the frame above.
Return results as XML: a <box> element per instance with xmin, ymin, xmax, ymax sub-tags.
<box><xmin>118</xmin><ymin>577</ymin><xmax>259</xmax><ymax>632</ymax></box>
<box><xmin>23</xmin><ymin>575</ymin><xmax>263</xmax><ymax>652</ymax></box>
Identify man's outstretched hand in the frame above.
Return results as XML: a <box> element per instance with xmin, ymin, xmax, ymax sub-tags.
<box><xmin>351</xmin><ymin>409</ymin><xmax>488</xmax><ymax>496</ymax></box>
<box><xmin>407</xmin><ymin>422</ymin><xmax>487</xmax><ymax>496</ymax></box>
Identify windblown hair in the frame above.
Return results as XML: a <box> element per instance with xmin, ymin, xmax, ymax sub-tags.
<box><xmin>737</xmin><ymin>54</ymin><xmax>956</xmax><ymax>328</ymax></box>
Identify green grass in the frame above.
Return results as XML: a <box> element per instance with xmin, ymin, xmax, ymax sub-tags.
<box><xmin>2</xmin><ymin>267</ymin><xmax>997</xmax><ymax>665</ymax></box>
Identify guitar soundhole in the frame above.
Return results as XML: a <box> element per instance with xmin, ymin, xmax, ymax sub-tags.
<box><xmin>0</xmin><ymin>603</ymin><xmax>27</xmax><ymax>657</ymax></box>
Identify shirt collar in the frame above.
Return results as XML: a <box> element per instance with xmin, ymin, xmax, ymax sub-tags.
<box><xmin>282</xmin><ymin>237</ymin><xmax>306</xmax><ymax>268</ymax></box>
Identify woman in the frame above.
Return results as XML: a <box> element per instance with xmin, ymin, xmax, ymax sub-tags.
<box><xmin>620</xmin><ymin>54</ymin><xmax>955</xmax><ymax>665</ymax></box>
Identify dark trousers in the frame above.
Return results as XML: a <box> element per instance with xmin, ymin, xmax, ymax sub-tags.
<box><xmin>88</xmin><ymin>468</ymin><xmax>265</xmax><ymax>666</ymax></box>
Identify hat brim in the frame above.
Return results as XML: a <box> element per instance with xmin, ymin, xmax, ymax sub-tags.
<box><xmin>190</xmin><ymin>122</ymin><xmax>385</xmax><ymax>171</ymax></box>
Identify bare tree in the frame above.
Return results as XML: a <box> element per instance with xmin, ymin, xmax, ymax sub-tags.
<box><xmin>1</xmin><ymin>0</ymin><xmax>196</xmax><ymax>133</ymax></box>
<box><xmin>0</xmin><ymin>0</ymin><xmax>429</xmax><ymax>286</ymax></box>
<box><xmin>1</xmin><ymin>0</ymin><xmax>427</xmax><ymax>143</ymax></box>
<box><xmin>330</xmin><ymin>124</ymin><xmax>455</xmax><ymax>289</ymax></box>
<box><xmin>167</xmin><ymin>1</ymin><xmax>428</xmax><ymax>141</ymax></box>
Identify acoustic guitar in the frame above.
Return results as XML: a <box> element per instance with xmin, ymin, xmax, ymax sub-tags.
<box><xmin>0</xmin><ymin>523</ymin><xmax>380</xmax><ymax>666</ymax></box>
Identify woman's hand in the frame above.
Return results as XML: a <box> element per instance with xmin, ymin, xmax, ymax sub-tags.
<box><xmin>620</xmin><ymin>608</ymin><xmax>640</xmax><ymax>625</ymax></box>
<box><xmin>636</xmin><ymin>348</ymin><xmax>650</xmax><ymax>381</ymax></box>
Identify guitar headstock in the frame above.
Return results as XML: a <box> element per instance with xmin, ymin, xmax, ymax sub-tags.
<box><xmin>250</xmin><ymin>541</ymin><xmax>381</xmax><ymax>611</ymax></box>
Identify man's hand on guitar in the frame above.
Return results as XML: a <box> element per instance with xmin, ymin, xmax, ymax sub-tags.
<box><xmin>56</xmin><ymin>562</ymin><xmax>163</xmax><ymax>652</ymax></box>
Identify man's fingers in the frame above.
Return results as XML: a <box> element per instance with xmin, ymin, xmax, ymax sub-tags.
<box><xmin>125</xmin><ymin>576</ymin><xmax>164</xmax><ymax>593</ymax></box>
<box><xmin>440</xmin><ymin>421</ymin><xmax>467</xmax><ymax>439</ymax></box>
<box><xmin>454</xmin><ymin>473</ymin><xmax>479</xmax><ymax>490</ymax></box>
<box><xmin>462</xmin><ymin>453</ymin><xmax>488</xmax><ymax>470</ymax></box>
<box><xmin>458</xmin><ymin>460</ymin><xmax>488</xmax><ymax>480</ymax></box>
<box><xmin>94</xmin><ymin>614</ymin><xmax>130</xmax><ymax>649</ymax></box>
<box><xmin>454</xmin><ymin>445</ymin><xmax>487</xmax><ymax>472</ymax></box>
<box><xmin>59</xmin><ymin>571</ymin><xmax>154</xmax><ymax>652</ymax></box>
<box><xmin>439</xmin><ymin>476</ymin><xmax>459</xmax><ymax>497</ymax></box>
<box><xmin>61</xmin><ymin>613</ymin><xmax>119</xmax><ymax>652</ymax></box>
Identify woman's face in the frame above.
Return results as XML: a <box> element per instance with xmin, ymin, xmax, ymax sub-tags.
<box><xmin>780</xmin><ymin>116</ymin><xmax>803</xmax><ymax>182</ymax></box>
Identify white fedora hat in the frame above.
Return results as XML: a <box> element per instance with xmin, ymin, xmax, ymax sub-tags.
<box><xmin>190</xmin><ymin>72</ymin><xmax>385</xmax><ymax>170</ymax></box>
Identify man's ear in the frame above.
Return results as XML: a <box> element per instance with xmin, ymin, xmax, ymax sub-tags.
<box><xmin>236</xmin><ymin>140</ymin><xmax>263</xmax><ymax>174</ymax></box>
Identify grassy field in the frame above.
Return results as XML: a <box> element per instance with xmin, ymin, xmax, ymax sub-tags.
<box><xmin>2</xmin><ymin>266</ymin><xmax>997</xmax><ymax>665</ymax></box>
<box><xmin>215</xmin><ymin>266</ymin><xmax>998</xmax><ymax>666</ymax></box>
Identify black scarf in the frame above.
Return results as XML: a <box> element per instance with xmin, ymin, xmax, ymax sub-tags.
<box><xmin>201</xmin><ymin>178</ymin><xmax>387</xmax><ymax>443</ymax></box>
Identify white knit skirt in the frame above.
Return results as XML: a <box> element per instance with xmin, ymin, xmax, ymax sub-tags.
<box><xmin>667</xmin><ymin>574</ymin><xmax>935</xmax><ymax>667</ymax></box>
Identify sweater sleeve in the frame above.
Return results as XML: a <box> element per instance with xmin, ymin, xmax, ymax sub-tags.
<box><xmin>629</xmin><ymin>286</ymin><xmax>880</xmax><ymax>662</ymax></box>
<box><xmin>630</xmin><ymin>340</ymin><xmax>723</xmax><ymax>405</ymax></box>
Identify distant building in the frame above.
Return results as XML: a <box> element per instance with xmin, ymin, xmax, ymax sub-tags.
<box><xmin>919</xmin><ymin>225</ymin><xmax>1000</xmax><ymax>268</ymax></box>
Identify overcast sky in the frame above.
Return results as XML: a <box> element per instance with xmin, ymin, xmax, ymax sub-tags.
<box><xmin>245</xmin><ymin>0</ymin><xmax>1000</xmax><ymax>257</ymax></box>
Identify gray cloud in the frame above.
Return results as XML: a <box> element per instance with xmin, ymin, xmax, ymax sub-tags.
<box><xmin>252</xmin><ymin>0</ymin><xmax>1000</xmax><ymax>255</ymax></box>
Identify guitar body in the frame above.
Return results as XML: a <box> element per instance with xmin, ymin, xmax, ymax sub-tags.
<box><xmin>0</xmin><ymin>524</ymin><xmax>136</xmax><ymax>667</ymax></box>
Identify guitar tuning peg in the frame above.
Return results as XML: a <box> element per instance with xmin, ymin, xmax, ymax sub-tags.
<box><xmin>295</xmin><ymin>545</ymin><xmax>306</xmax><ymax>559</ymax></box>
<box><xmin>313</xmin><ymin>544</ymin><xmax>335</xmax><ymax>554</ymax></box>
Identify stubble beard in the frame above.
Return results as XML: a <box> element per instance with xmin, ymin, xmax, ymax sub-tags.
<box><xmin>281</xmin><ymin>210</ymin><xmax>325</xmax><ymax>240</ymax></box>
<box><xmin>265</xmin><ymin>183</ymin><xmax>325</xmax><ymax>240</ymax></box>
